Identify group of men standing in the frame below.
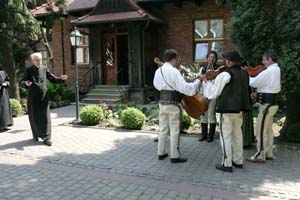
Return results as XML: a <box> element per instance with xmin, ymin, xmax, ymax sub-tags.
<box><xmin>153</xmin><ymin>49</ymin><xmax>281</xmax><ymax>172</ymax></box>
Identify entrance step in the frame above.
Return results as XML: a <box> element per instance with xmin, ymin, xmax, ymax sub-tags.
<box><xmin>81</xmin><ymin>85</ymin><xmax>130</xmax><ymax>104</ymax></box>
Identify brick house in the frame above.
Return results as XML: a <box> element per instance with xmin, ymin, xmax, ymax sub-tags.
<box><xmin>32</xmin><ymin>0</ymin><xmax>233</xmax><ymax>104</ymax></box>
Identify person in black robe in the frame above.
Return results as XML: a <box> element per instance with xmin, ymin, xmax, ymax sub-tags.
<box><xmin>0</xmin><ymin>68</ymin><xmax>13</xmax><ymax>131</ymax></box>
<box><xmin>20</xmin><ymin>53</ymin><xmax>68</xmax><ymax>146</ymax></box>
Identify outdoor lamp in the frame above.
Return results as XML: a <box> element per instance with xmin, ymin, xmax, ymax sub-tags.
<box><xmin>70</xmin><ymin>26</ymin><xmax>83</xmax><ymax>121</ymax></box>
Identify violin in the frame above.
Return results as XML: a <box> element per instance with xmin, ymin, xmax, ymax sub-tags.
<box><xmin>204</xmin><ymin>65</ymin><xmax>227</xmax><ymax>80</ymax></box>
<box><xmin>243</xmin><ymin>65</ymin><xmax>266</xmax><ymax>77</ymax></box>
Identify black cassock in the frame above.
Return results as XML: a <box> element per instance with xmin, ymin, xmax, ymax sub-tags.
<box><xmin>20</xmin><ymin>65</ymin><xmax>64</xmax><ymax>140</ymax></box>
<box><xmin>0</xmin><ymin>71</ymin><xmax>13</xmax><ymax>129</ymax></box>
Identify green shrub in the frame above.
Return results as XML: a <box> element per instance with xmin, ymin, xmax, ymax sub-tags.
<box><xmin>276</xmin><ymin>116</ymin><xmax>286</xmax><ymax>127</ymax></box>
<box><xmin>287</xmin><ymin>123</ymin><xmax>300</xmax><ymax>143</ymax></box>
<box><xmin>80</xmin><ymin>105</ymin><xmax>103</xmax><ymax>125</ymax></box>
<box><xmin>121</xmin><ymin>107</ymin><xmax>146</xmax><ymax>130</ymax></box>
<box><xmin>182</xmin><ymin>112</ymin><xmax>192</xmax><ymax>130</ymax></box>
<box><xmin>10</xmin><ymin>99</ymin><xmax>22</xmax><ymax>117</ymax></box>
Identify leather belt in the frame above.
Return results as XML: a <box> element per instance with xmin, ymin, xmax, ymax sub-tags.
<box><xmin>257</xmin><ymin>93</ymin><xmax>278</xmax><ymax>105</ymax></box>
<box><xmin>159</xmin><ymin>90</ymin><xmax>182</xmax><ymax>105</ymax></box>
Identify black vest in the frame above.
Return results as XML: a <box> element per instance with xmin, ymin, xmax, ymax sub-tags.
<box><xmin>200</xmin><ymin>64</ymin><xmax>219</xmax><ymax>75</ymax></box>
<box><xmin>216</xmin><ymin>65</ymin><xmax>251</xmax><ymax>113</ymax></box>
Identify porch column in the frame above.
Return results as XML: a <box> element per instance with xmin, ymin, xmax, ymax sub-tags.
<box><xmin>128</xmin><ymin>23</ymin><xmax>146</xmax><ymax>103</ymax></box>
<box><xmin>89</xmin><ymin>26</ymin><xmax>103</xmax><ymax>85</ymax></box>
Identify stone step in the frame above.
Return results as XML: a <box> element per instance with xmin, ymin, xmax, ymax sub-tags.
<box><xmin>94</xmin><ymin>85</ymin><xmax>130</xmax><ymax>89</ymax></box>
<box><xmin>86</xmin><ymin>93</ymin><xmax>126</xmax><ymax>99</ymax></box>
<box><xmin>89</xmin><ymin>88</ymin><xmax>128</xmax><ymax>94</ymax></box>
<box><xmin>81</xmin><ymin>98</ymin><xmax>122</xmax><ymax>104</ymax></box>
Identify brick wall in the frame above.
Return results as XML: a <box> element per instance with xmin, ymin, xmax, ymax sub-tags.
<box><xmin>47</xmin><ymin>17</ymin><xmax>91</xmax><ymax>92</ymax></box>
<box><xmin>157</xmin><ymin>0</ymin><xmax>233</xmax><ymax>65</ymax></box>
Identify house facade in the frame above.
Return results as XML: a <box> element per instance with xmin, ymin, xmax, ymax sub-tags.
<box><xmin>32</xmin><ymin>0</ymin><xmax>233</xmax><ymax>104</ymax></box>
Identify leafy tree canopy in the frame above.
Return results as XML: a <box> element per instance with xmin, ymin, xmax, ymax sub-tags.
<box><xmin>216</xmin><ymin>0</ymin><xmax>300</xmax><ymax>94</ymax></box>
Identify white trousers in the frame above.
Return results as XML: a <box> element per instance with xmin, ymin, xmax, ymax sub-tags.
<box><xmin>200</xmin><ymin>99</ymin><xmax>217</xmax><ymax>124</ymax></box>
<box><xmin>251</xmin><ymin>103</ymin><xmax>278</xmax><ymax>160</ymax></box>
<box><xmin>158</xmin><ymin>104</ymin><xmax>181</xmax><ymax>158</ymax></box>
<box><xmin>220</xmin><ymin>112</ymin><xmax>243</xmax><ymax>167</ymax></box>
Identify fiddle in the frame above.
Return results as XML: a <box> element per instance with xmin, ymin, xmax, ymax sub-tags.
<box><xmin>243</xmin><ymin>65</ymin><xmax>266</xmax><ymax>77</ymax></box>
<box><xmin>204</xmin><ymin>65</ymin><xmax>227</xmax><ymax>80</ymax></box>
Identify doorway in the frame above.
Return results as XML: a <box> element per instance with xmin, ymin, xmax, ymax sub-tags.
<box><xmin>102</xmin><ymin>33</ymin><xmax>129</xmax><ymax>85</ymax></box>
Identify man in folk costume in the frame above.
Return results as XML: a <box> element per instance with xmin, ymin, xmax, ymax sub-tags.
<box><xmin>20</xmin><ymin>53</ymin><xmax>68</xmax><ymax>146</ymax></box>
<box><xmin>153</xmin><ymin>49</ymin><xmax>201</xmax><ymax>163</ymax></box>
<box><xmin>198</xmin><ymin>51</ymin><xmax>219</xmax><ymax>142</ymax></box>
<box><xmin>247</xmin><ymin>50</ymin><xmax>281</xmax><ymax>162</ymax></box>
<box><xmin>0</xmin><ymin>68</ymin><xmax>13</xmax><ymax>131</ymax></box>
<box><xmin>205</xmin><ymin>49</ymin><xmax>251</xmax><ymax>172</ymax></box>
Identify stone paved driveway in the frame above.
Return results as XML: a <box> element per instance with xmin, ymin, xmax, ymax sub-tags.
<box><xmin>0</xmin><ymin>105</ymin><xmax>299</xmax><ymax>200</ymax></box>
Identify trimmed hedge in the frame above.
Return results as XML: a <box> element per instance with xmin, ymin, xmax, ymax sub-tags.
<box><xmin>10</xmin><ymin>99</ymin><xmax>22</xmax><ymax>117</ymax></box>
<box><xmin>80</xmin><ymin>105</ymin><xmax>103</xmax><ymax>125</ymax></box>
<box><xmin>182</xmin><ymin>112</ymin><xmax>192</xmax><ymax>130</ymax></box>
<box><xmin>121</xmin><ymin>107</ymin><xmax>146</xmax><ymax>130</ymax></box>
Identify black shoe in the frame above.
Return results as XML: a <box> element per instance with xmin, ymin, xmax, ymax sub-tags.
<box><xmin>206</xmin><ymin>137</ymin><xmax>214</xmax><ymax>142</ymax></box>
<box><xmin>266</xmin><ymin>157</ymin><xmax>274</xmax><ymax>161</ymax></box>
<box><xmin>33</xmin><ymin>137</ymin><xmax>39</xmax><ymax>142</ymax></box>
<box><xmin>170</xmin><ymin>157</ymin><xmax>187</xmax><ymax>163</ymax></box>
<box><xmin>43</xmin><ymin>139</ymin><xmax>52</xmax><ymax>146</ymax></box>
<box><xmin>215</xmin><ymin>164</ymin><xmax>233</xmax><ymax>172</ymax></box>
<box><xmin>232</xmin><ymin>162</ymin><xmax>243</xmax><ymax>169</ymax></box>
<box><xmin>158</xmin><ymin>153</ymin><xmax>168</xmax><ymax>160</ymax></box>
<box><xmin>198</xmin><ymin>135</ymin><xmax>207</xmax><ymax>141</ymax></box>
<box><xmin>153</xmin><ymin>138</ymin><xmax>158</xmax><ymax>142</ymax></box>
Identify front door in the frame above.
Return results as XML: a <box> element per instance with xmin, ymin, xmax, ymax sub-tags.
<box><xmin>103</xmin><ymin>32</ymin><xmax>129</xmax><ymax>85</ymax></box>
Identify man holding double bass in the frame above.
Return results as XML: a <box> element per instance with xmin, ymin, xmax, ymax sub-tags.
<box><xmin>153</xmin><ymin>49</ymin><xmax>202</xmax><ymax>163</ymax></box>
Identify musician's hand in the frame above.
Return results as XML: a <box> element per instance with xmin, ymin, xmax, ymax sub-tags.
<box><xmin>25</xmin><ymin>81</ymin><xmax>32</xmax><ymax>87</ymax></box>
<box><xmin>198</xmin><ymin>75</ymin><xmax>206</xmax><ymax>81</ymax></box>
<box><xmin>2</xmin><ymin>82</ymin><xmax>8</xmax><ymax>87</ymax></box>
<box><xmin>60</xmin><ymin>75</ymin><xmax>68</xmax><ymax>80</ymax></box>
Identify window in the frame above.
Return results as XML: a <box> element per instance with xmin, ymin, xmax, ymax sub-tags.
<box><xmin>72</xmin><ymin>33</ymin><xmax>89</xmax><ymax>65</ymax></box>
<box><xmin>194</xmin><ymin>19</ymin><xmax>224</xmax><ymax>62</ymax></box>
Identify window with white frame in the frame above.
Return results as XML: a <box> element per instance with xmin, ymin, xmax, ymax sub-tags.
<box><xmin>194</xmin><ymin>19</ymin><xmax>224</xmax><ymax>62</ymax></box>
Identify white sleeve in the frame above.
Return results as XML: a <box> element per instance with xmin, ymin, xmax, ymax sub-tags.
<box><xmin>173</xmin><ymin>70</ymin><xmax>201</xmax><ymax>96</ymax></box>
<box><xmin>249</xmin><ymin>70</ymin><xmax>269</xmax><ymax>88</ymax></box>
<box><xmin>153</xmin><ymin>69</ymin><xmax>161</xmax><ymax>91</ymax></box>
<box><xmin>205</xmin><ymin>72</ymin><xmax>231</xmax><ymax>100</ymax></box>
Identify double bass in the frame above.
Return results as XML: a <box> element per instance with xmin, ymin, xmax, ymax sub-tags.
<box><xmin>154</xmin><ymin>58</ymin><xmax>208</xmax><ymax>119</ymax></box>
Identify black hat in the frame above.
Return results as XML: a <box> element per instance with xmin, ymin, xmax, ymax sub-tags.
<box><xmin>222</xmin><ymin>50</ymin><xmax>241</xmax><ymax>62</ymax></box>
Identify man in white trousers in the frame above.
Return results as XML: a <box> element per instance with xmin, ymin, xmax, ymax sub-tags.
<box><xmin>205</xmin><ymin>49</ymin><xmax>251</xmax><ymax>172</ymax></box>
<box><xmin>247</xmin><ymin>50</ymin><xmax>281</xmax><ymax>162</ymax></box>
<box><xmin>153</xmin><ymin>49</ymin><xmax>201</xmax><ymax>163</ymax></box>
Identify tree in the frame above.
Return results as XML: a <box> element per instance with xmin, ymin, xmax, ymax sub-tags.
<box><xmin>216</xmin><ymin>0</ymin><xmax>300</xmax><ymax>137</ymax></box>
<box><xmin>0</xmin><ymin>0</ymin><xmax>66</xmax><ymax>99</ymax></box>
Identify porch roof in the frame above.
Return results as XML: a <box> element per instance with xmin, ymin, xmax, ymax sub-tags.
<box><xmin>73</xmin><ymin>10</ymin><xmax>162</xmax><ymax>25</ymax></box>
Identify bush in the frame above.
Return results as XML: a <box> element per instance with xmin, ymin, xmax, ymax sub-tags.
<box><xmin>182</xmin><ymin>112</ymin><xmax>192</xmax><ymax>130</ymax></box>
<box><xmin>10</xmin><ymin>99</ymin><xmax>23</xmax><ymax>117</ymax></box>
<box><xmin>80</xmin><ymin>105</ymin><xmax>103</xmax><ymax>125</ymax></box>
<box><xmin>121</xmin><ymin>107</ymin><xmax>146</xmax><ymax>130</ymax></box>
<box><xmin>287</xmin><ymin>123</ymin><xmax>300</xmax><ymax>143</ymax></box>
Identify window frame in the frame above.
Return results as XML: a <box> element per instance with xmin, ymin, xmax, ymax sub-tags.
<box><xmin>193</xmin><ymin>18</ymin><xmax>224</xmax><ymax>63</ymax></box>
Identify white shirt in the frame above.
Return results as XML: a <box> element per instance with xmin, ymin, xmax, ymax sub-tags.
<box><xmin>249</xmin><ymin>63</ymin><xmax>281</xmax><ymax>93</ymax></box>
<box><xmin>153</xmin><ymin>62</ymin><xmax>200</xmax><ymax>96</ymax></box>
<box><xmin>204</xmin><ymin>72</ymin><xmax>231</xmax><ymax>100</ymax></box>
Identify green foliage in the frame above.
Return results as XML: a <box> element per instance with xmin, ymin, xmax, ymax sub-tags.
<box><xmin>80</xmin><ymin>105</ymin><xmax>103</xmax><ymax>125</ymax></box>
<box><xmin>222</xmin><ymin>0</ymin><xmax>300</xmax><ymax>95</ymax></box>
<box><xmin>10</xmin><ymin>98</ymin><xmax>22</xmax><ymax>116</ymax></box>
<box><xmin>276</xmin><ymin>116</ymin><xmax>286</xmax><ymax>127</ymax></box>
<box><xmin>47</xmin><ymin>82</ymin><xmax>75</xmax><ymax>101</ymax></box>
<box><xmin>286</xmin><ymin>123</ymin><xmax>300</xmax><ymax>142</ymax></box>
<box><xmin>121</xmin><ymin>107</ymin><xmax>146</xmax><ymax>130</ymax></box>
<box><xmin>182</xmin><ymin>112</ymin><xmax>192</xmax><ymax>130</ymax></box>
